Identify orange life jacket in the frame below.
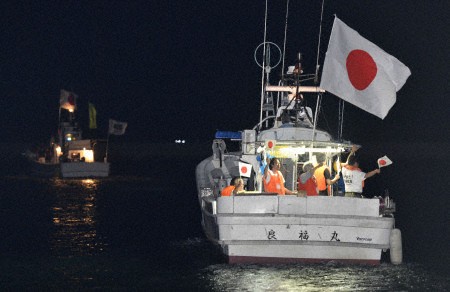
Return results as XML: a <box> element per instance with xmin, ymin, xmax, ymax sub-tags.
<box><xmin>314</xmin><ymin>165</ymin><xmax>330</xmax><ymax>192</ymax></box>
<box><xmin>264</xmin><ymin>170</ymin><xmax>286</xmax><ymax>195</ymax></box>
<box><xmin>221</xmin><ymin>185</ymin><xmax>234</xmax><ymax>197</ymax></box>
<box><xmin>298</xmin><ymin>176</ymin><xmax>318</xmax><ymax>196</ymax></box>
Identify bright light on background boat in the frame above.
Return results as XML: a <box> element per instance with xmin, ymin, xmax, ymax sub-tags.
<box><xmin>82</xmin><ymin>148</ymin><xmax>94</xmax><ymax>162</ymax></box>
<box><xmin>55</xmin><ymin>145</ymin><xmax>62</xmax><ymax>157</ymax></box>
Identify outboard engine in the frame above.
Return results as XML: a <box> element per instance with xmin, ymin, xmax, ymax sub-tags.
<box><xmin>212</xmin><ymin>139</ymin><xmax>226</xmax><ymax>166</ymax></box>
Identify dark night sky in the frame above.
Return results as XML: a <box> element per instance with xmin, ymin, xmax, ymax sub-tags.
<box><xmin>1</xmin><ymin>1</ymin><xmax>449</xmax><ymax>145</ymax></box>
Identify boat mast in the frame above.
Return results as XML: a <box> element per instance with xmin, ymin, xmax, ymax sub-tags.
<box><xmin>311</xmin><ymin>0</ymin><xmax>326</xmax><ymax>143</ymax></box>
<box><xmin>280</xmin><ymin>0</ymin><xmax>290</xmax><ymax>82</ymax></box>
<box><xmin>259</xmin><ymin>0</ymin><xmax>269</xmax><ymax>128</ymax></box>
<box><xmin>314</xmin><ymin>0</ymin><xmax>325</xmax><ymax>86</ymax></box>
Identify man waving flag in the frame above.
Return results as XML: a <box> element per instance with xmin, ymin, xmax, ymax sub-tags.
<box><xmin>320</xmin><ymin>17</ymin><xmax>411</xmax><ymax>119</ymax></box>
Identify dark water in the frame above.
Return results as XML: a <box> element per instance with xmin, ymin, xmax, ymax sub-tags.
<box><xmin>1</xmin><ymin>147</ymin><xmax>449</xmax><ymax>290</ymax></box>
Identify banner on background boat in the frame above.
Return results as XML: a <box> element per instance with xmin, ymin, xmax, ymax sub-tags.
<box><xmin>88</xmin><ymin>102</ymin><xmax>97</xmax><ymax>129</ymax></box>
<box><xmin>239</xmin><ymin>162</ymin><xmax>252</xmax><ymax>178</ymax></box>
<box><xmin>60</xmin><ymin>89</ymin><xmax>77</xmax><ymax>112</ymax></box>
<box><xmin>108</xmin><ymin>119</ymin><xmax>127</xmax><ymax>135</ymax></box>
<box><xmin>320</xmin><ymin>17</ymin><xmax>411</xmax><ymax>119</ymax></box>
<box><xmin>377</xmin><ymin>155</ymin><xmax>393</xmax><ymax>168</ymax></box>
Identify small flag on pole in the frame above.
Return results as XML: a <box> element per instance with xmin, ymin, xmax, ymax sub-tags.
<box><xmin>108</xmin><ymin>119</ymin><xmax>128</xmax><ymax>135</ymax></box>
<box><xmin>377</xmin><ymin>155</ymin><xmax>393</xmax><ymax>168</ymax></box>
<box><xmin>60</xmin><ymin>89</ymin><xmax>77</xmax><ymax>112</ymax></box>
<box><xmin>88</xmin><ymin>102</ymin><xmax>97</xmax><ymax>129</ymax></box>
<box><xmin>239</xmin><ymin>162</ymin><xmax>252</xmax><ymax>178</ymax></box>
<box><xmin>265</xmin><ymin>140</ymin><xmax>276</xmax><ymax>150</ymax></box>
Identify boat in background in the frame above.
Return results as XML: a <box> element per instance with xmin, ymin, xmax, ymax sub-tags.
<box><xmin>26</xmin><ymin>89</ymin><xmax>110</xmax><ymax>178</ymax></box>
<box><xmin>195</xmin><ymin>4</ymin><xmax>404</xmax><ymax>265</ymax></box>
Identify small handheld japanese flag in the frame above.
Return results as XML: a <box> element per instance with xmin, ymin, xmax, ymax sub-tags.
<box><xmin>377</xmin><ymin>155</ymin><xmax>393</xmax><ymax>168</ymax></box>
<box><xmin>265</xmin><ymin>140</ymin><xmax>276</xmax><ymax>151</ymax></box>
<box><xmin>239</xmin><ymin>162</ymin><xmax>252</xmax><ymax>178</ymax></box>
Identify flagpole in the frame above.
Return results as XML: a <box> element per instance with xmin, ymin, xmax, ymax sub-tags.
<box><xmin>105</xmin><ymin>132</ymin><xmax>110</xmax><ymax>163</ymax></box>
<box><xmin>58</xmin><ymin>106</ymin><xmax>62</xmax><ymax>146</ymax></box>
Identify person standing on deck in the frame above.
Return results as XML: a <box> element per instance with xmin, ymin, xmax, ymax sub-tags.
<box><xmin>342</xmin><ymin>155</ymin><xmax>380</xmax><ymax>197</ymax></box>
<box><xmin>314</xmin><ymin>154</ymin><xmax>340</xmax><ymax>196</ymax></box>
<box><xmin>263</xmin><ymin>157</ymin><xmax>296</xmax><ymax>195</ymax></box>
<box><xmin>297</xmin><ymin>162</ymin><xmax>321</xmax><ymax>196</ymax></box>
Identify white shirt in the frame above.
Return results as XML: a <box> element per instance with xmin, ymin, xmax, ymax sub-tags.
<box><xmin>342</xmin><ymin>166</ymin><xmax>366</xmax><ymax>193</ymax></box>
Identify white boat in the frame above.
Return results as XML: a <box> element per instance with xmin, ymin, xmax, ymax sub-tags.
<box><xmin>195</xmin><ymin>5</ymin><xmax>403</xmax><ymax>265</ymax></box>
<box><xmin>59</xmin><ymin>139</ymin><xmax>110</xmax><ymax>178</ymax></box>
<box><xmin>26</xmin><ymin>90</ymin><xmax>110</xmax><ymax>178</ymax></box>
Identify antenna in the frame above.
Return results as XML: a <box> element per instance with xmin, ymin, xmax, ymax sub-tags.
<box><xmin>315</xmin><ymin>0</ymin><xmax>326</xmax><ymax>84</ymax></box>
<box><xmin>281</xmin><ymin>0</ymin><xmax>290</xmax><ymax>81</ymax></box>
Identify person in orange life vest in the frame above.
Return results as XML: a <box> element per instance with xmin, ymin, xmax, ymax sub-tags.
<box><xmin>297</xmin><ymin>162</ymin><xmax>321</xmax><ymax>196</ymax></box>
<box><xmin>342</xmin><ymin>155</ymin><xmax>380</xmax><ymax>197</ymax></box>
<box><xmin>221</xmin><ymin>177</ymin><xmax>244</xmax><ymax>196</ymax></box>
<box><xmin>313</xmin><ymin>154</ymin><xmax>340</xmax><ymax>196</ymax></box>
<box><xmin>263</xmin><ymin>157</ymin><xmax>296</xmax><ymax>195</ymax></box>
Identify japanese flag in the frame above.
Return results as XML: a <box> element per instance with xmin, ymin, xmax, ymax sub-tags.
<box><xmin>265</xmin><ymin>140</ymin><xmax>276</xmax><ymax>151</ymax></box>
<box><xmin>60</xmin><ymin>89</ymin><xmax>77</xmax><ymax>112</ymax></box>
<box><xmin>239</xmin><ymin>162</ymin><xmax>252</xmax><ymax>178</ymax></box>
<box><xmin>377</xmin><ymin>155</ymin><xmax>393</xmax><ymax>168</ymax></box>
<box><xmin>320</xmin><ymin>17</ymin><xmax>411</xmax><ymax>119</ymax></box>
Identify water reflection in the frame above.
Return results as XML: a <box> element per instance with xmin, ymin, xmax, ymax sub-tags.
<box><xmin>203</xmin><ymin>262</ymin><xmax>448</xmax><ymax>291</ymax></box>
<box><xmin>50</xmin><ymin>178</ymin><xmax>107</xmax><ymax>256</ymax></box>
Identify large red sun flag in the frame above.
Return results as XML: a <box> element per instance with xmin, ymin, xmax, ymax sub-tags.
<box><xmin>377</xmin><ymin>155</ymin><xmax>393</xmax><ymax>168</ymax></box>
<box><xmin>239</xmin><ymin>162</ymin><xmax>252</xmax><ymax>178</ymax></box>
<box><xmin>320</xmin><ymin>17</ymin><xmax>411</xmax><ymax>119</ymax></box>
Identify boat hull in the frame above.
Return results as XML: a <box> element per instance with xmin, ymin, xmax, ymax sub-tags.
<box><xmin>227</xmin><ymin>245</ymin><xmax>381</xmax><ymax>265</ymax></box>
<box><xmin>60</xmin><ymin>162</ymin><xmax>110</xmax><ymax>178</ymax></box>
<box><xmin>29</xmin><ymin>160</ymin><xmax>60</xmax><ymax>177</ymax></box>
<box><xmin>201</xmin><ymin>195</ymin><xmax>394</xmax><ymax>265</ymax></box>
<box><xmin>27</xmin><ymin>159</ymin><xmax>110</xmax><ymax>178</ymax></box>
